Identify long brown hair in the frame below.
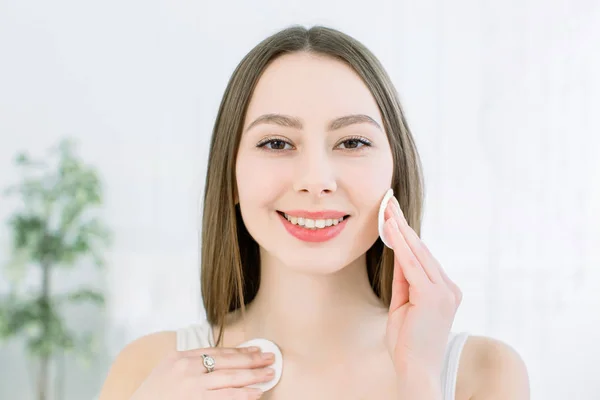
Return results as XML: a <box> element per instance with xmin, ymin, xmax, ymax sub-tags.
<box><xmin>201</xmin><ymin>25</ymin><xmax>425</xmax><ymax>346</ymax></box>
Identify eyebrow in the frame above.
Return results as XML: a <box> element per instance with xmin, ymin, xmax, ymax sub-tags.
<box><xmin>244</xmin><ymin>113</ymin><xmax>382</xmax><ymax>133</ymax></box>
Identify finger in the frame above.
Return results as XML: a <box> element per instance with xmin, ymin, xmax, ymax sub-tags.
<box><xmin>193</xmin><ymin>351</ymin><xmax>275</xmax><ymax>372</ymax></box>
<box><xmin>180</xmin><ymin>346</ymin><xmax>261</xmax><ymax>358</ymax></box>
<box><xmin>383</xmin><ymin>216</ymin><xmax>409</xmax><ymax>311</ymax></box>
<box><xmin>204</xmin><ymin>387</ymin><xmax>264</xmax><ymax>400</ymax></box>
<box><xmin>384</xmin><ymin>215</ymin><xmax>431</xmax><ymax>290</ymax></box>
<box><xmin>390</xmin><ymin>254</ymin><xmax>409</xmax><ymax>311</ymax></box>
<box><xmin>435</xmin><ymin>261</ymin><xmax>463</xmax><ymax>306</ymax></box>
<box><xmin>387</xmin><ymin>198</ymin><xmax>443</xmax><ymax>284</ymax></box>
<box><xmin>391</xmin><ymin>200</ymin><xmax>463</xmax><ymax>306</ymax></box>
<box><xmin>202</xmin><ymin>367</ymin><xmax>275</xmax><ymax>390</ymax></box>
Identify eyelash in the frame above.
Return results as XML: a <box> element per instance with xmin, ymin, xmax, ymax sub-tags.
<box><xmin>256</xmin><ymin>136</ymin><xmax>373</xmax><ymax>152</ymax></box>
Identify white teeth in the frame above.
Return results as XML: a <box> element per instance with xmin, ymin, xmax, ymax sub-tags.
<box><xmin>283</xmin><ymin>213</ymin><xmax>346</xmax><ymax>229</ymax></box>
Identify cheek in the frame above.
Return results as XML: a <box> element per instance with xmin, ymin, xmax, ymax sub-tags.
<box><xmin>340</xmin><ymin>153</ymin><xmax>393</xmax><ymax>198</ymax></box>
<box><xmin>339</xmin><ymin>153</ymin><xmax>393</xmax><ymax>238</ymax></box>
<box><xmin>235</xmin><ymin>152</ymin><xmax>294</xmax><ymax>208</ymax></box>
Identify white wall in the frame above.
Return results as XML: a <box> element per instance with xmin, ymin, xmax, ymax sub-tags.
<box><xmin>1</xmin><ymin>0</ymin><xmax>599</xmax><ymax>398</ymax></box>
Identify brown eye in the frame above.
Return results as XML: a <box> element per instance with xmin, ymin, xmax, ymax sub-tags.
<box><xmin>269</xmin><ymin>140</ymin><xmax>287</xmax><ymax>150</ymax></box>
<box><xmin>337</xmin><ymin>137</ymin><xmax>371</xmax><ymax>150</ymax></box>
<box><xmin>344</xmin><ymin>139</ymin><xmax>360</xmax><ymax>149</ymax></box>
<box><xmin>256</xmin><ymin>138</ymin><xmax>293</xmax><ymax>151</ymax></box>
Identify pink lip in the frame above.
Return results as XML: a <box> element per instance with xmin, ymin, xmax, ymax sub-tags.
<box><xmin>279</xmin><ymin>210</ymin><xmax>348</xmax><ymax>219</ymax></box>
<box><xmin>277</xmin><ymin>212</ymin><xmax>349</xmax><ymax>243</ymax></box>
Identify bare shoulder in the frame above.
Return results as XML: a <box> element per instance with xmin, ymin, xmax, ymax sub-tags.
<box><xmin>456</xmin><ymin>335</ymin><xmax>530</xmax><ymax>400</ymax></box>
<box><xmin>97</xmin><ymin>330</ymin><xmax>177</xmax><ymax>400</ymax></box>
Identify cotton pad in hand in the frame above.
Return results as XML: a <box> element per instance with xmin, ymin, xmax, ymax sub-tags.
<box><xmin>378</xmin><ymin>188</ymin><xmax>394</xmax><ymax>249</ymax></box>
<box><xmin>237</xmin><ymin>338</ymin><xmax>283</xmax><ymax>392</ymax></box>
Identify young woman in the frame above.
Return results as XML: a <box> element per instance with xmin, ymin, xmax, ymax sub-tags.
<box><xmin>99</xmin><ymin>25</ymin><xmax>529</xmax><ymax>400</ymax></box>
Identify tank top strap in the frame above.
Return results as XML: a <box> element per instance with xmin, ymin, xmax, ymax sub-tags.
<box><xmin>176</xmin><ymin>319</ymin><xmax>214</xmax><ymax>351</ymax></box>
<box><xmin>441</xmin><ymin>332</ymin><xmax>470</xmax><ymax>400</ymax></box>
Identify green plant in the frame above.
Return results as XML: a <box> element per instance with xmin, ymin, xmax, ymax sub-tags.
<box><xmin>0</xmin><ymin>138</ymin><xmax>112</xmax><ymax>400</ymax></box>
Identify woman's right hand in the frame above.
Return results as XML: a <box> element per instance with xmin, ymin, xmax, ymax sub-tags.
<box><xmin>129</xmin><ymin>346</ymin><xmax>275</xmax><ymax>400</ymax></box>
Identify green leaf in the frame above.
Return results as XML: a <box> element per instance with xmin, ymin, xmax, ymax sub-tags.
<box><xmin>0</xmin><ymin>297</ymin><xmax>41</xmax><ymax>339</ymax></box>
<box><xmin>23</xmin><ymin>299</ymin><xmax>72</xmax><ymax>358</ymax></box>
<box><xmin>54</xmin><ymin>288</ymin><xmax>105</xmax><ymax>307</ymax></box>
<box><xmin>2</xmin><ymin>247</ymin><xmax>31</xmax><ymax>285</ymax></box>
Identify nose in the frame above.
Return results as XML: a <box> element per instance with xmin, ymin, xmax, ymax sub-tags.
<box><xmin>293</xmin><ymin>149</ymin><xmax>337</xmax><ymax>197</ymax></box>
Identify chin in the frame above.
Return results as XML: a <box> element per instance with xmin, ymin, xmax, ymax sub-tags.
<box><xmin>270</xmin><ymin>248</ymin><xmax>361</xmax><ymax>275</ymax></box>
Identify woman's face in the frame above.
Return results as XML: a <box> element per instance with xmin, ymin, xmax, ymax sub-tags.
<box><xmin>235</xmin><ymin>52</ymin><xmax>394</xmax><ymax>274</ymax></box>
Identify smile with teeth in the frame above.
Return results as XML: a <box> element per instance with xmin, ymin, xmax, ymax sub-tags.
<box><xmin>280</xmin><ymin>212</ymin><xmax>348</xmax><ymax>230</ymax></box>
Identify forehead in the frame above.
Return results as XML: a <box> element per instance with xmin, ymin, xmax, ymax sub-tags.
<box><xmin>244</xmin><ymin>52</ymin><xmax>383</xmax><ymax>129</ymax></box>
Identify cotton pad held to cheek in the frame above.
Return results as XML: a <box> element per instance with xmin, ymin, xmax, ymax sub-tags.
<box><xmin>236</xmin><ymin>338</ymin><xmax>283</xmax><ymax>392</ymax></box>
<box><xmin>378</xmin><ymin>188</ymin><xmax>394</xmax><ymax>249</ymax></box>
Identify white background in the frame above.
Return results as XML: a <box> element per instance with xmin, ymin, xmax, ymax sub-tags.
<box><xmin>0</xmin><ymin>0</ymin><xmax>599</xmax><ymax>399</ymax></box>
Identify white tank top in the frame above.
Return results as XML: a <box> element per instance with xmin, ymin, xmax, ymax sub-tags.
<box><xmin>177</xmin><ymin>320</ymin><xmax>469</xmax><ymax>400</ymax></box>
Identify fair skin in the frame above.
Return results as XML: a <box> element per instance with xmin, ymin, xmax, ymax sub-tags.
<box><xmin>98</xmin><ymin>52</ymin><xmax>529</xmax><ymax>399</ymax></box>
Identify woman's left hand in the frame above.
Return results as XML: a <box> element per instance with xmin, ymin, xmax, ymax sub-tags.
<box><xmin>383</xmin><ymin>196</ymin><xmax>463</xmax><ymax>396</ymax></box>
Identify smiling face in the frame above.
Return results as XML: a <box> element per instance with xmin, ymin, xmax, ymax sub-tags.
<box><xmin>235</xmin><ymin>52</ymin><xmax>394</xmax><ymax>274</ymax></box>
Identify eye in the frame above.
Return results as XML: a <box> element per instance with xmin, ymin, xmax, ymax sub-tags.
<box><xmin>256</xmin><ymin>138</ymin><xmax>294</xmax><ymax>151</ymax></box>
<box><xmin>336</xmin><ymin>136</ymin><xmax>372</xmax><ymax>150</ymax></box>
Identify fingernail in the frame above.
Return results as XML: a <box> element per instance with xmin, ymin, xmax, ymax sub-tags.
<box><xmin>386</xmin><ymin>196</ymin><xmax>398</xmax><ymax>217</ymax></box>
<box><xmin>261</xmin><ymin>352</ymin><xmax>275</xmax><ymax>361</ymax></box>
<box><xmin>246</xmin><ymin>346</ymin><xmax>261</xmax><ymax>352</ymax></box>
<box><xmin>390</xmin><ymin>197</ymin><xmax>399</xmax><ymax>215</ymax></box>
<box><xmin>393</xmin><ymin>197</ymin><xmax>404</xmax><ymax>218</ymax></box>
<box><xmin>265</xmin><ymin>367</ymin><xmax>275</xmax><ymax>376</ymax></box>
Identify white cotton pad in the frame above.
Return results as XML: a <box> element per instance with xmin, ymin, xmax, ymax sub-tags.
<box><xmin>237</xmin><ymin>338</ymin><xmax>283</xmax><ymax>392</ymax></box>
<box><xmin>378</xmin><ymin>188</ymin><xmax>394</xmax><ymax>249</ymax></box>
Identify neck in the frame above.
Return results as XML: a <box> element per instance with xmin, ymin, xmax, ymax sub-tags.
<box><xmin>238</xmin><ymin>250</ymin><xmax>388</xmax><ymax>362</ymax></box>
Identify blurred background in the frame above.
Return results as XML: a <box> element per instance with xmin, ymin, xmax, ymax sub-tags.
<box><xmin>1</xmin><ymin>0</ymin><xmax>599</xmax><ymax>399</ymax></box>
